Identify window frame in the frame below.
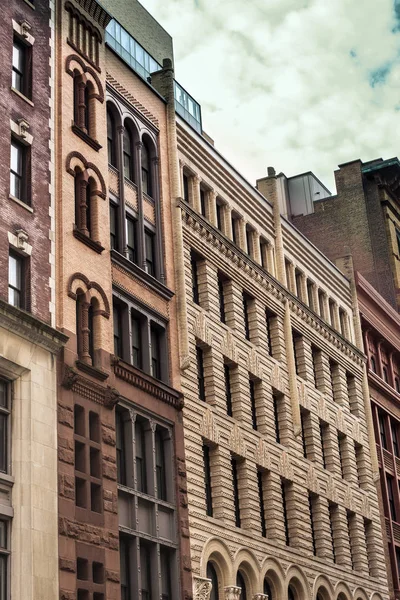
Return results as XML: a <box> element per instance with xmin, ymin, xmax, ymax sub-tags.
<box><xmin>8</xmin><ymin>250</ymin><xmax>25</xmax><ymax>310</ymax></box>
<box><xmin>10</xmin><ymin>137</ymin><xmax>29</xmax><ymax>205</ymax></box>
<box><xmin>12</xmin><ymin>35</ymin><xmax>32</xmax><ymax>99</ymax></box>
<box><xmin>0</xmin><ymin>381</ymin><xmax>11</xmax><ymax>476</ymax></box>
<box><xmin>0</xmin><ymin>519</ymin><xmax>10</xmax><ymax>600</ymax></box>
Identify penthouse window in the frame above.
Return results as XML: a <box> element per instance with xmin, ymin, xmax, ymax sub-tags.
<box><xmin>113</xmin><ymin>295</ymin><xmax>168</xmax><ymax>383</ymax></box>
<box><xmin>116</xmin><ymin>405</ymin><xmax>178</xmax><ymax>599</ymax></box>
<box><xmin>12</xmin><ymin>36</ymin><xmax>31</xmax><ymax>99</ymax></box>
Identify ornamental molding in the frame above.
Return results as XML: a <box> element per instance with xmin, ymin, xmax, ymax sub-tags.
<box><xmin>201</xmin><ymin>408</ymin><xmax>220</xmax><ymax>445</ymax></box>
<box><xmin>335</xmin><ymin>407</ymin><xmax>346</xmax><ymax>434</ymax></box>
<box><xmin>248</xmin><ymin>347</ymin><xmax>262</xmax><ymax>379</ymax></box>
<box><xmin>229</xmin><ymin>423</ymin><xmax>246</xmax><ymax>458</ymax></box>
<box><xmin>224</xmin><ymin>586</ymin><xmax>241</xmax><ymax>600</ymax></box>
<box><xmin>326</xmin><ymin>474</ymin><xmax>338</xmax><ymax>504</ymax></box>
<box><xmin>61</xmin><ymin>363</ymin><xmax>119</xmax><ymax>409</ymax></box>
<box><xmin>343</xmin><ymin>484</ymin><xmax>354</xmax><ymax>512</ymax></box>
<box><xmin>278</xmin><ymin>451</ymin><xmax>293</xmax><ymax>481</ymax></box>
<box><xmin>194</xmin><ymin>310</ymin><xmax>213</xmax><ymax>347</ymax></box>
<box><xmin>193</xmin><ymin>576</ymin><xmax>212</xmax><ymax>600</ymax></box>
<box><xmin>270</xmin><ymin>363</ymin><xmax>284</xmax><ymax>393</ymax></box>
<box><xmin>254</xmin><ymin>439</ymin><xmax>271</xmax><ymax>471</ymax></box>
<box><xmin>306</xmin><ymin>464</ymin><xmax>320</xmax><ymax>495</ymax></box>
<box><xmin>181</xmin><ymin>202</ymin><xmax>364</xmax><ymax>367</ymax></box>
<box><xmin>221</xmin><ymin>330</ymin><xmax>238</xmax><ymax>364</ymax></box>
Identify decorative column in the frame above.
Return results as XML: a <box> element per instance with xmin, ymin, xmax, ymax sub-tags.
<box><xmin>134</xmin><ymin>140</ymin><xmax>145</xmax><ymax>269</ymax></box>
<box><xmin>266</xmin><ymin>242</ymin><xmax>276</xmax><ymax>278</ymax></box>
<box><xmin>117</xmin><ymin>125</ymin><xmax>127</xmax><ymax>255</ymax></box>
<box><xmin>208</xmin><ymin>190</ymin><xmax>218</xmax><ymax>227</ymax></box>
<box><xmin>79</xmin><ymin>299</ymin><xmax>91</xmax><ymax>364</ymax></box>
<box><xmin>223</xmin><ymin>204</ymin><xmax>233</xmax><ymax>240</ymax></box>
<box><xmin>151</xmin><ymin>156</ymin><xmax>165</xmax><ymax>283</ymax></box>
<box><xmin>192</xmin><ymin>175</ymin><xmax>202</xmax><ymax>213</ymax></box>
<box><xmin>76</xmin><ymin>78</ymin><xmax>87</xmax><ymax>132</ymax></box>
<box><xmin>224</xmin><ymin>586</ymin><xmax>241</xmax><ymax>600</ymax></box>
<box><xmin>252</xmin><ymin>231</ymin><xmax>261</xmax><ymax>264</ymax></box>
<box><xmin>79</xmin><ymin>178</ymin><xmax>89</xmax><ymax>235</ymax></box>
<box><xmin>193</xmin><ymin>577</ymin><xmax>212</xmax><ymax>600</ymax></box>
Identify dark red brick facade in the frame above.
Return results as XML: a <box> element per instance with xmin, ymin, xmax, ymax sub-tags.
<box><xmin>0</xmin><ymin>0</ymin><xmax>52</xmax><ymax>323</ymax></box>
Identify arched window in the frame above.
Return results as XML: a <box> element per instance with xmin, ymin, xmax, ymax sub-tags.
<box><xmin>370</xmin><ymin>356</ymin><xmax>377</xmax><ymax>373</ymax></box>
<box><xmin>86</xmin><ymin>179</ymin><xmax>92</xmax><ymax>236</ymax></box>
<box><xmin>383</xmin><ymin>366</ymin><xmax>389</xmax><ymax>383</ymax></box>
<box><xmin>288</xmin><ymin>585</ymin><xmax>296</xmax><ymax>600</ymax></box>
<box><xmin>107</xmin><ymin>109</ymin><xmax>116</xmax><ymax>167</ymax></box>
<box><xmin>207</xmin><ymin>562</ymin><xmax>219</xmax><ymax>600</ymax></box>
<box><xmin>73</xmin><ymin>74</ymin><xmax>93</xmax><ymax>136</ymax></box>
<box><xmin>123</xmin><ymin>127</ymin><xmax>134</xmax><ymax>181</ymax></box>
<box><xmin>76</xmin><ymin>292</ymin><xmax>98</xmax><ymax>367</ymax></box>
<box><xmin>141</xmin><ymin>141</ymin><xmax>151</xmax><ymax>196</ymax></box>
<box><xmin>263</xmin><ymin>579</ymin><xmax>272</xmax><ymax>600</ymax></box>
<box><xmin>88</xmin><ymin>299</ymin><xmax>95</xmax><ymax>362</ymax></box>
<box><xmin>84</xmin><ymin>84</ymin><xmax>90</xmax><ymax>133</ymax></box>
<box><xmin>74</xmin><ymin>170</ymin><xmax>92</xmax><ymax>237</ymax></box>
<box><xmin>236</xmin><ymin>571</ymin><xmax>247</xmax><ymax>600</ymax></box>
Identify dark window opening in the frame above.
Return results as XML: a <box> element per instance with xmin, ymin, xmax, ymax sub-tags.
<box><xmin>155</xmin><ymin>429</ymin><xmax>167</xmax><ymax>501</ymax></box>
<box><xmin>249</xmin><ymin>379</ymin><xmax>257</xmax><ymax>430</ymax></box>
<box><xmin>203</xmin><ymin>444</ymin><xmax>213</xmax><ymax>517</ymax></box>
<box><xmin>197</xmin><ymin>346</ymin><xmax>206</xmax><ymax>401</ymax></box>
<box><xmin>231</xmin><ymin>456</ymin><xmax>241</xmax><ymax>527</ymax></box>
<box><xmin>8</xmin><ymin>252</ymin><xmax>24</xmax><ymax>309</ymax></box>
<box><xmin>225</xmin><ymin>364</ymin><xmax>233</xmax><ymax>417</ymax></box>
<box><xmin>258</xmin><ymin>470</ymin><xmax>266</xmax><ymax>537</ymax></box>
<box><xmin>281</xmin><ymin>480</ymin><xmax>290</xmax><ymax>545</ymax></box>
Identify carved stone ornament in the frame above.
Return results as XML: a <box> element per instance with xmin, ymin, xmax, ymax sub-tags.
<box><xmin>306</xmin><ymin>464</ymin><xmax>320</xmax><ymax>495</ymax></box>
<box><xmin>221</xmin><ymin>331</ymin><xmax>237</xmax><ymax>364</ymax></box>
<box><xmin>343</xmin><ymin>484</ymin><xmax>354</xmax><ymax>512</ymax></box>
<box><xmin>15</xmin><ymin>229</ymin><xmax>29</xmax><ymax>249</ymax></box>
<box><xmin>326</xmin><ymin>474</ymin><xmax>337</xmax><ymax>504</ymax></box>
<box><xmin>224</xmin><ymin>586</ymin><xmax>242</xmax><ymax>600</ymax></box>
<box><xmin>193</xmin><ymin>576</ymin><xmax>213</xmax><ymax>600</ymax></box>
<box><xmin>248</xmin><ymin>347</ymin><xmax>261</xmax><ymax>379</ymax></box>
<box><xmin>278</xmin><ymin>451</ymin><xmax>293</xmax><ymax>481</ymax></box>
<box><xmin>104</xmin><ymin>386</ymin><xmax>121</xmax><ymax>409</ymax></box>
<box><xmin>17</xmin><ymin>118</ymin><xmax>30</xmax><ymax>139</ymax></box>
<box><xmin>297</xmin><ymin>380</ymin><xmax>310</xmax><ymax>410</ymax></box>
<box><xmin>193</xmin><ymin>311</ymin><xmax>212</xmax><ymax>347</ymax></box>
<box><xmin>361</xmin><ymin>494</ymin><xmax>372</xmax><ymax>519</ymax></box>
<box><xmin>253</xmin><ymin>595</ymin><xmax>269</xmax><ymax>600</ymax></box>
<box><xmin>61</xmin><ymin>364</ymin><xmax>79</xmax><ymax>390</ymax></box>
<box><xmin>318</xmin><ymin>396</ymin><xmax>327</xmax><ymax>422</ymax></box>
<box><xmin>254</xmin><ymin>439</ymin><xmax>271</xmax><ymax>471</ymax></box>
<box><xmin>200</xmin><ymin>408</ymin><xmax>220</xmax><ymax>445</ymax></box>
<box><xmin>336</xmin><ymin>407</ymin><xmax>346</xmax><ymax>434</ymax></box>
<box><xmin>352</xmin><ymin>420</ymin><xmax>362</xmax><ymax>444</ymax></box>
<box><xmin>20</xmin><ymin>20</ymin><xmax>32</xmax><ymax>38</ymax></box>
<box><xmin>229</xmin><ymin>423</ymin><xmax>246</xmax><ymax>458</ymax></box>
<box><xmin>270</xmin><ymin>363</ymin><xmax>284</xmax><ymax>393</ymax></box>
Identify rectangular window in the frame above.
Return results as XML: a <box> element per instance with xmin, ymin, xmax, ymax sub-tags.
<box><xmin>120</xmin><ymin>537</ymin><xmax>130</xmax><ymax>600</ymax></box>
<box><xmin>309</xmin><ymin>493</ymin><xmax>317</xmax><ymax>555</ymax></box>
<box><xmin>379</xmin><ymin>413</ymin><xmax>387</xmax><ymax>449</ymax></box>
<box><xmin>126</xmin><ymin>216</ymin><xmax>137</xmax><ymax>263</ymax></box>
<box><xmin>231</xmin><ymin>214</ymin><xmax>238</xmax><ymax>244</ymax></box>
<box><xmin>113</xmin><ymin>304</ymin><xmax>123</xmax><ymax>358</ymax></box>
<box><xmin>140</xmin><ymin>543</ymin><xmax>152</xmax><ymax>599</ymax></box>
<box><xmin>224</xmin><ymin>364</ymin><xmax>233</xmax><ymax>417</ymax></box>
<box><xmin>265</xmin><ymin>308</ymin><xmax>274</xmax><ymax>356</ymax></box>
<box><xmin>8</xmin><ymin>252</ymin><xmax>24</xmax><ymax>309</ymax></box>
<box><xmin>135</xmin><ymin>419</ymin><xmax>147</xmax><ymax>493</ymax></box>
<box><xmin>295</xmin><ymin>270</ymin><xmax>303</xmax><ymax>299</ymax></box>
<box><xmin>150</xmin><ymin>325</ymin><xmax>161</xmax><ymax>380</ymax></box>
<box><xmin>216</xmin><ymin>201</ymin><xmax>223</xmax><ymax>231</ymax></box>
<box><xmin>346</xmin><ymin>510</ymin><xmax>355</xmax><ymax>570</ymax></box>
<box><xmin>273</xmin><ymin>391</ymin><xmax>281</xmax><ymax>444</ymax></box>
<box><xmin>116</xmin><ymin>410</ymin><xmax>126</xmax><ymax>486</ymax></box>
<box><xmin>155</xmin><ymin>429</ymin><xmax>167</xmax><ymax>501</ymax></box>
<box><xmin>355</xmin><ymin>442</ymin><xmax>364</xmax><ymax>488</ymax></box>
<box><xmin>183</xmin><ymin>173</ymin><xmax>190</xmax><ymax>203</ymax></box>
<box><xmin>257</xmin><ymin>470</ymin><xmax>266</xmax><ymax>537</ymax></box>
<box><xmin>131</xmin><ymin>313</ymin><xmax>142</xmax><ymax>369</ymax></box>
<box><xmin>10</xmin><ymin>139</ymin><xmax>27</xmax><ymax>202</ymax></box>
<box><xmin>200</xmin><ymin>188</ymin><xmax>206</xmax><ymax>217</ymax></box>
<box><xmin>329</xmin><ymin>359</ymin><xmax>339</xmax><ymax>402</ymax></box>
<box><xmin>320</xmin><ymin>421</ymin><xmax>327</xmax><ymax>469</ymax></box>
<box><xmin>392</xmin><ymin>422</ymin><xmax>399</xmax><ymax>458</ymax></box>
<box><xmin>0</xmin><ymin>381</ymin><xmax>9</xmax><ymax>475</ymax></box>
<box><xmin>338</xmin><ymin>433</ymin><xmax>345</xmax><ymax>479</ymax></box>
<box><xmin>12</xmin><ymin>38</ymin><xmax>30</xmax><ymax>98</ymax></box>
<box><xmin>231</xmin><ymin>456</ymin><xmax>241</xmax><ymax>527</ymax></box>
<box><xmin>292</xmin><ymin>330</ymin><xmax>301</xmax><ymax>376</ymax></box>
<box><xmin>0</xmin><ymin>521</ymin><xmax>9</xmax><ymax>600</ymax></box>
<box><xmin>203</xmin><ymin>444</ymin><xmax>213</xmax><ymax>516</ymax></box>
<box><xmin>74</xmin><ymin>404</ymin><xmax>102</xmax><ymax>514</ymax></box>
<box><xmin>328</xmin><ymin>502</ymin><xmax>337</xmax><ymax>563</ymax></box>
<box><xmin>191</xmin><ymin>252</ymin><xmax>200</xmax><ymax>305</ymax></box>
<box><xmin>387</xmin><ymin>475</ymin><xmax>397</xmax><ymax>521</ymax></box>
<box><xmin>300</xmin><ymin>409</ymin><xmax>308</xmax><ymax>459</ymax></box>
<box><xmin>307</xmin><ymin>280</ymin><xmax>314</xmax><ymax>308</ymax></box>
<box><xmin>110</xmin><ymin>203</ymin><xmax>118</xmax><ymax>250</ymax></box>
<box><xmin>245</xmin><ymin>226</ymin><xmax>253</xmax><ymax>256</ymax></box>
<box><xmin>160</xmin><ymin>547</ymin><xmax>172</xmax><ymax>600</ymax></box>
<box><xmin>218</xmin><ymin>273</ymin><xmax>226</xmax><ymax>324</ymax></box>
<box><xmin>243</xmin><ymin>292</ymin><xmax>251</xmax><ymax>341</ymax></box>
<box><xmin>145</xmin><ymin>229</ymin><xmax>155</xmax><ymax>276</ymax></box>
<box><xmin>281</xmin><ymin>480</ymin><xmax>290</xmax><ymax>545</ymax></box>
<box><xmin>249</xmin><ymin>379</ymin><xmax>257</xmax><ymax>430</ymax></box>
<box><xmin>311</xmin><ymin>345</ymin><xmax>320</xmax><ymax>389</ymax></box>
<box><xmin>197</xmin><ymin>346</ymin><xmax>206</xmax><ymax>401</ymax></box>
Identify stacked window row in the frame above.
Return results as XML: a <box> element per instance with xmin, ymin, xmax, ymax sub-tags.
<box><xmin>184</xmin><ymin>170</ymin><xmax>351</xmax><ymax>340</ymax></box>
<box><xmin>366</xmin><ymin>329</ymin><xmax>400</xmax><ymax>394</ymax></box>
<box><xmin>201</xmin><ymin>441</ymin><xmax>375</xmax><ymax>574</ymax></box>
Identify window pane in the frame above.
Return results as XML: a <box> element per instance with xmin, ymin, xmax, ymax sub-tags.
<box><xmin>151</xmin><ymin>327</ymin><xmax>160</xmax><ymax>379</ymax></box>
<box><xmin>131</xmin><ymin>315</ymin><xmax>142</xmax><ymax>369</ymax></box>
<box><xmin>135</xmin><ymin>421</ymin><xmax>147</xmax><ymax>493</ymax></box>
<box><xmin>145</xmin><ymin>231</ymin><xmax>155</xmax><ymax>276</ymax></box>
<box><xmin>0</xmin><ymin>555</ymin><xmax>6</xmax><ymax>600</ymax></box>
<box><xmin>155</xmin><ymin>430</ymin><xmax>166</xmax><ymax>500</ymax></box>
<box><xmin>0</xmin><ymin>522</ymin><xmax>6</xmax><ymax>548</ymax></box>
<box><xmin>127</xmin><ymin>217</ymin><xmax>136</xmax><ymax>263</ymax></box>
<box><xmin>160</xmin><ymin>547</ymin><xmax>172</xmax><ymax>600</ymax></box>
<box><xmin>0</xmin><ymin>415</ymin><xmax>7</xmax><ymax>473</ymax></box>
<box><xmin>12</xmin><ymin>43</ymin><xmax>23</xmax><ymax>72</ymax></box>
<box><xmin>11</xmin><ymin>142</ymin><xmax>22</xmax><ymax>175</ymax></box>
<box><xmin>0</xmin><ymin>383</ymin><xmax>7</xmax><ymax>409</ymax></box>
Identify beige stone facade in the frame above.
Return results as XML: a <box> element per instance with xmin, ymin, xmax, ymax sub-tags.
<box><xmin>167</xmin><ymin>107</ymin><xmax>390</xmax><ymax>599</ymax></box>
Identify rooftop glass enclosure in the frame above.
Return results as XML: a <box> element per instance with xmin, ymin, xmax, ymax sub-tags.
<box><xmin>106</xmin><ymin>19</ymin><xmax>202</xmax><ymax>134</ymax></box>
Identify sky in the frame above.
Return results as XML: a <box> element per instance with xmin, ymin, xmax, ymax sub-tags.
<box><xmin>138</xmin><ymin>0</ymin><xmax>400</xmax><ymax>192</ymax></box>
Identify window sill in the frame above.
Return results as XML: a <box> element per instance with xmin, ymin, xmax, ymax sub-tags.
<box><xmin>110</xmin><ymin>249</ymin><xmax>174</xmax><ymax>300</ymax></box>
<box><xmin>9</xmin><ymin>194</ymin><xmax>33</xmax><ymax>212</ymax></box>
<box><xmin>71</xmin><ymin>124</ymin><xmax>102</xmax><ymax>151</ymax></box>
<box><xmin>73</xmin><ymin>227</ymin><xmax>104</xmax><ymax>254</ymax></box>
<box><xmin>75</xmin><ymin>360</ymin><xmax>109</xmax><ymax>382</ymax></box>
<box><xmin>0</xmin><ymin>472</ymin><xmax>14</xmax><ymax>486</ymax></box>
<box><xmin>11</xmin><ymin>87</ymin><xmax>34</xmax><ymax>106</ymax></box>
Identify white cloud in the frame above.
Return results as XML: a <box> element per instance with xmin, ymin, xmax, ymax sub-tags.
<box><xmin>139</xmin><ymin>0</ymin><xmax>400</xmax><ymax>191</ymax></box>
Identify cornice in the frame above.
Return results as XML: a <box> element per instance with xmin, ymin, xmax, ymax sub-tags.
<box><xmin>113</xmin><ymin>356</ymin><xmax>184</xmax><ymax>410</ymax></box>
<box><xmin>69</xmin><ymin>0</ymin><xmax>112</xmax><ymax>30</ymax></box>
<box><xmin>60</xmin><ymin>363</ymin><xmax>119</xmax><ymax>408</ymax></box>
<box><xmin>180</xmin><ymin>201</ymin><xmax>365</xmax><ymax>366</ymax></box>
<box><xmin>0</xmin><ymin>298</ymin><xmax>68</xmax><ymax>354</ymax></box>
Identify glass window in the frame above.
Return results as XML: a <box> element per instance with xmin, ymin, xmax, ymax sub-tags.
<box><xmin>197</xmin><ymin>346</ymin><xmax>205</xmax><ymax>401</ymax></box>
<box><xmin>151</xmin><ymin>325</ymin><xmax>161</xmax><ymax>380</ymax></box>
<box><xmin>200</xmin><ymin>188</ymin><xmax>206</xmax><ymax>216</ymax></box>
<box><xmin>160</xmin><ymin>547</ymin><xmax>172</xmax><ymax>600</ymax></box>
<box><xmin>183</xmin><ymin>173</ymin><xmax>189</xmax><ymax>203</ymax></box>
<box><xmin>110</xmin><ymin>203</ymin><xmax>118</xmax><ymax>250</ymax></box>
<box><xmin>135</xmin><ymin>420</ymin><xmax>147</xmax><ymax>493</ymax></box>
<box><xmin>116</xmin><ymin>411</ymin><xmax>126</xmax><ymax>485</ymax></box>
<box><xmin>126</xmin><ymin>216</ymin><xmax>137</xmax><ymax>263</ymax></box>
<box><xmin>224</xmin><ymin>365</ymin><xmax>232</xmax><ymax>417</ymax></box>
<box><xmin>0</xmin><ymin>520</ymin><xmax>8</xmax><ymax>600</ymax></box>
<box><xmin>191</xmin><ymin>253</ymin><xmax>200</xmax><ymax>304</ymax></box>
<box><xmin>107</xmin><ymin>110</ymin><xmax>116</xmax><ymax>167</ymax></box>
<box><xmin>236</xmin><ymin>571</ymin><xmax>247</xmax><ymax>600</ymax></box>
<box><xmin>218</xmin><ymin>274</ymin><xmax>226</xmax><ymax>323</ymax></box>
<box><xmin>387</xmin><ymin>475</ymin><xmax>396</xmax><ymax>521</ymax></box>
<box><xmin>12</xmin><ymin>39</ymin><xmax>26</xmax><ymax>94</ymax></box>
<box><xmin>141</xmin><ymin>144</ymin><xmax>151</xmax><ymax>196</ymax></box>
<box><xmin>131</xmin><ymin>314</ymin><xmax>142</xmax><ymax>369</ymax></box>
<box><xmin>258</xmin><ymin>470</ymin><xmax>266</xmax><ymax>537</ymax></box>
<box><xmin>203</xmin><ymin>444</ymin><xmax>213</xmax><ymax>517</ymax></box>
<box><xmin>392</xmin><ymin>422</ymin><xmax>399</xmax><ymax>458</ymax></box>
<box><xmin>140</xmin><ymin>544</ymin><xmax>152</xmax><ymax>599</ymax></box>
<box><xmin>8</xmin><ymin>252</ymin><xmax>23</xmax><ymax>308</ymax></box>
<box><xmin>231</xmin><ymin>456</ymin><xmax>241</xmax><ymax>527</ymax></box>
<box><xmin>379</xmin><ymin>413</ymin><xmax>387</xmax><ymax>449</ymax></box>
<box><xmin>0</xmin><ymin>381</ymin><xmax>9</xmax><ymax>474</ymax></box>
<box><xmin>123</xmin><ymin>129</ymin><xmax>133</xmax><ymax>181</ymax></box>
<box><xmin>207</xmin><ymin>562</ymin><xmax>219</xmax><ymax>600</ymax></box>
<box><xmin>10</xmin><ymin>139</ymin><xmax>24</xmax><ymax>200</ymax></box>
<box><xmin>145</xmin><ymin>230</ymin><xmax>155</xmax><ymax>276</ymax></box>
<box><xmin>155</xmin><ymin>429</ymin><xmax>166</xmax><ymax>500</ymax></box>
<box><xmin>113</xmin><ymin>304</ymin><xmax>122</xmax><ymax>357</ymax></box>
<box><xmin>119</xmin><ymin>537</ymin><xmax>130</xmax><ymax>600</ymax></box>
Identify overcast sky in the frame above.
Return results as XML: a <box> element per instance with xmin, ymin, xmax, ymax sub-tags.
<box><xmin>139</xmin><ymin>0</ymin><xmax>400</xmax><ymax>192</ymax></box>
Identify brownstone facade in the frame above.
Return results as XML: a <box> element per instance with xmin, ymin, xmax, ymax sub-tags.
<box><xmin>55</xmin><ymin>1</ymin><xmax>192</xmax><ymax>599</ymax></box>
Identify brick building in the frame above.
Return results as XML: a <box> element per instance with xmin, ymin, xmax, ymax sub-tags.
<box><xmin>55</xmin><ymin>0</ymin><xmax>191</xmax><ymax>599</ymax></box>
<box><xmin>0</xmin><ymin>1</ymin><xmax>67</xmax><ymax>600</ymax></box>
<box><xmin>281</xmin><ymin>158</ymin><xmax>400</xmax><ymax>312</ymax></box>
